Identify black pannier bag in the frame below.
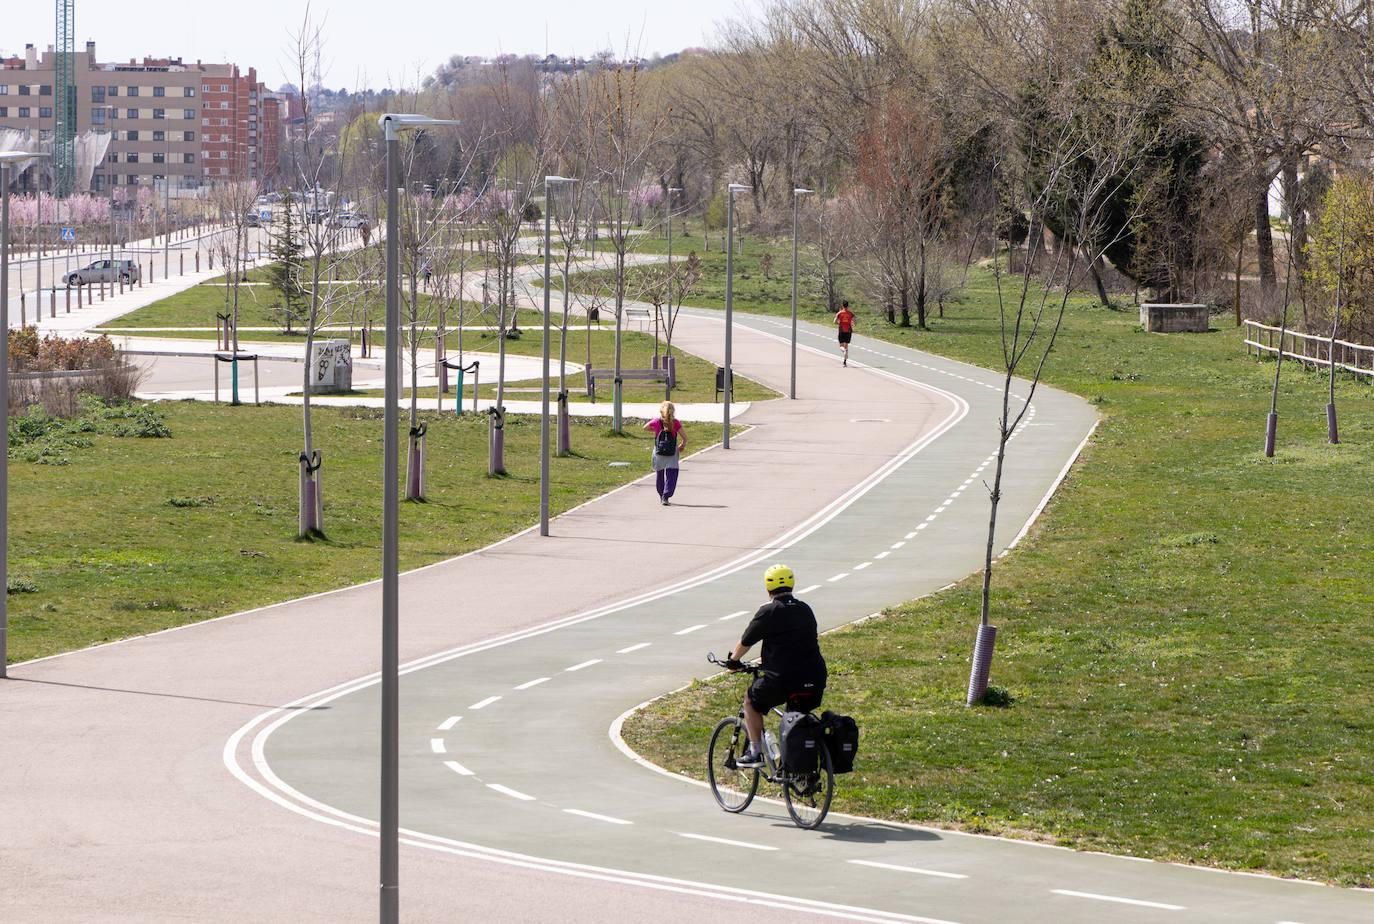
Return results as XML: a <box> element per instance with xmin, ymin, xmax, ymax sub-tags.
<box><xmin>820</xmin><ymin>710</ymin><xmax>859</xmax><ymax>774</ymax></box>
<box><xmin>779</xmin><ymin>710</ymin><xmax>823</xmax><ymax>772</ymax></box>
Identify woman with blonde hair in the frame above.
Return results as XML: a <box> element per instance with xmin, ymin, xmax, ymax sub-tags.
<box><xmin>643</xmin><ymin>400</ymin><xmax>686</xmax><ymax>505</ymax></box>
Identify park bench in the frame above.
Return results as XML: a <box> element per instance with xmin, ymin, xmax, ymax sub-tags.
<box><xmin>584</xmin><ymin>366</ymin><xmax>669</xmax><ymax>402</ymax></box>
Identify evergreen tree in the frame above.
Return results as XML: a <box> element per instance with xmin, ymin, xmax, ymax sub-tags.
<box><xmin>267</xmin><ymin>189</ymin><xmax>307</xmax><ymax>334</ymax></box>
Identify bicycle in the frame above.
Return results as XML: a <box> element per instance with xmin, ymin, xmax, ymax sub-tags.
<box><xmin>705</xmin><ymin>652</ymin><xmax>835</xmax><ymax>830</ymax></box>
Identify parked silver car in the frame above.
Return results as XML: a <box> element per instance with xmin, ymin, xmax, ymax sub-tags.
<box><xmin>64</xmin><ymin>259</ymin><xmax>141</xmax><ymax>287</ymax></box>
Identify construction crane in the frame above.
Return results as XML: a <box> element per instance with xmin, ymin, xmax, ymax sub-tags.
<box><xmin>53</xmin><ymin>0</ymin><xmax>75</xmax><ymax>196</ymax></box>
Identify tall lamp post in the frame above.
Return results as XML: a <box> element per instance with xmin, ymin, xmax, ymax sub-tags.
<box><xmin>790</xmin><ymin>187</ymin><xmax>813</xmax><ymax>400</ymax></box>
<box><xmin>663</xmin><ymin>186</ymin><xmax>681</xmax><ymax>394</ymax></box>
<box><xmin>0</xmin><ymin>151</ymin><xmax>47</xmax><ymax>680</ymax></box>
<box><xmin>722</xmin><ymin>183</ymin><xmax>748</xmax><ymax>449</ymax></box>
<box><xmin>540</xmin><ymin>175</ymin><xmax>575</xmax><ymax>537</ymax></box>
<box><xmin>376</xmin><ymin>113</ymin><xmax>456</xmax><ymax>924</ymax></box>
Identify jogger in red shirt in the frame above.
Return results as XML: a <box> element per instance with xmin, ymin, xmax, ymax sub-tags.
<box><xmin>834</xmin><ymin>301</ymin><xmax>855</xmax><ymax>366</ymax></box>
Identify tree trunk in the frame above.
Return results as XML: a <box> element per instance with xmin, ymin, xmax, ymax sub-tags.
<box><xmin>1254</xmin><ymin>182</ymin><xmax>1277</xmax><ymax>298</ymax></box>
<box><xmin>1089</xmin><ymin>258</ymin><xmax>1110</xmax><ymax>308</ymax></box>
<box><xmin>1281</xmin><ymin>157</ymin><xmax>1306</xmax><ymax>276</ymax></box>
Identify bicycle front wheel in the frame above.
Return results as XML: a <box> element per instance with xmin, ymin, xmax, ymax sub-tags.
<box><xmin>708</xmin><ymin>716</ymin><xmax>759</xmax><ymax>813</ymax></box>
<box><xmin>784</xmin><ymin>740</ymin><xmax>834</xmax><ymax>830</ymax></box>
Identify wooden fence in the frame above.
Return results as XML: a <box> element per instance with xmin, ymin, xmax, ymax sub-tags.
<box><xmin>1243</xmin><ymin>319</ymin><xmax>1374</xmax><ymax>381</ymax></box>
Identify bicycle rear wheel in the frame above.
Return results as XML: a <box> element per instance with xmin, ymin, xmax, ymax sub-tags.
<box><xmin>708</xmin><ymin>716</ymin><xmax>759</xmax><ymax>813</ymax></box>
<box><xmin>783</xmin><ymin>741</ymin><xmax>834</xmax><ymax>829</ymax></box>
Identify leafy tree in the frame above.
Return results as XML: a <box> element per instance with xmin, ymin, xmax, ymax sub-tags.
<box><xmin>266</xmin><ymin>188</ymin><xmax>307</xmax><ymax>334</ymax></box>
<box><xmin>1307</xmin><ymin>174</ymin><xmax>1374</xmax><ymax>342</ymax></box>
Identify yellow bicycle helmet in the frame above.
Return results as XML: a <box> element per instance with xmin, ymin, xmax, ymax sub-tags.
<box><xmin>763</xmin><ymin>563</ymin><xmax>795</xmax><ymax>594</ymax></box>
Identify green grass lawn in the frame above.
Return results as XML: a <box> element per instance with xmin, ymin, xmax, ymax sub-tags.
<box><xmin>6</xmin><ymin>401</ymin><xmax>662</xmax><ymax>664</ymax></box>
<box><xmin>623</xmin><ymin>265</ymin><xmax>1374</xmax><ymax>886</ymax></box>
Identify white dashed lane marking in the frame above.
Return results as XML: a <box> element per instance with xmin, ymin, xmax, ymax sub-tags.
<box><xmin>853</xmin><ymin>562</ymin><xmax>871</xmax><ymax>571</ymax></box>
<box><xmin>904</xmin><ymin>531</ymin><xmax>918</xmax><ymax>539</ymax></box>
<box><xmin>891</xmin><ymin>541</ymin><xmax>906</xmax><ymax>549</ymax></box>
<box><xmin>874</xmin><ymin>551</ymin><xmax>890</xmax><ymax>560</ymax></box>
<box><xmin>828</xmin><ymin>573</ymin><xmax>849</xmax><ymax>582</ymax></box>
<box><xmin>515</xmin><ymin>677</ymin><xmax>550</xmax><ymax>690</ymax></box>
<box><xmin>429</xmin><ymin>738</ymin><xmax>446</xmax><ymax>754</ymax></box>
<box><xmin>798</xmin><ymin>584</ymin><xmax>821</xmax><ymax>594</ymax></box>
<box><xmin>676</xmin><ymin>832</ymin><xmax>778</xmax><ymax>851</ymax></box>
<box><xmin>437</xmin><ymin>716</ymin><xmax>461</xmax><ymax>731</ymax></box>
<box><xmin>848</xmin><ymin>859</ymin><xmax>968</xmax><ymax>880</ymax></box>
<box><xmin>469</xmin><ymin>696</ymin><xmax>501</xmax><ymax>710</ymax></box>
<box><xmin>1050</xmin><ymin>890</ymin><xmax>1183</xmax><ymax>911</ymax></box>
<box><xmin>564</xmin><ymin>808</ymin><xmax>633</xmax><ymax>825</ymax></box>
<box><xmin>487</xmin><ymin>783</ymin><xmax>537</xmax><ymax>802</ymax></box>
<box><xmin>566</xmin><ymin>659</ymin><xmax>602</xmax><ymax>672</ymax></box>
<box><xmin>443</xmin><ymin>760</ymin><xmax>474</xmax><ymax>777</ymax></box>
<box><xmin>617</xmin><ymin>642</ymin><xmax>651</xmax><ymax>654</ymax></box>
<box><xmin>674</xmin><ymin>624</ymin><xmax>708</xmax><ymax>635</ymax></box>
<box><xmin>718</xmin><ymin>610</ymin><xmax>749</xmax><ymax>621</ymax></box>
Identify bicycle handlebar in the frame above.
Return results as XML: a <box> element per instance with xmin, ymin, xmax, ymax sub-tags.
<box><xmin>707</xmin><ymin>651</ymin><xmax>762</xmax><ymax>675</ymax></box>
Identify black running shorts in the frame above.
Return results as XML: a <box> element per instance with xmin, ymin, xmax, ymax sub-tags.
<box><xmin>838</xmin><ymin>330</ymin><xmax>852</xmax><ymax>344</ymax></box>
<box><xmin>748</xmin><ymin>674</ymin><xmax>825</xmax><ymax>714</ymax></box>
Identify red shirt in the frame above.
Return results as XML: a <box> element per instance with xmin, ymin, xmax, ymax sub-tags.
<box><xmin>835</xmin><ymin>309</ymin><xmax>854</xmax><ymax>333</ymax></box>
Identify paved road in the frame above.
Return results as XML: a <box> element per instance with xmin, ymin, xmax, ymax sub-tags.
<box><xmin>236</xmin><ymin>313</ymin><xmax>1371</xmax><ymax>923</ymax></box>
<box><xmin>4</xmin><ymin>298</ymin><xmax>1368</xmax><ymax>921</ymax></box>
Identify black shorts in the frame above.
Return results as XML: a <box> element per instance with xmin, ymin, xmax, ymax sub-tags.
<box><xmin>748</xmin><ymin>674</ymin><xmax>825</xmax><ymax>714</ymax></box>
<box><xmin>838</xmin><ymin>330</ymin><xmax>852</xmax><ymax>344</ymax></box>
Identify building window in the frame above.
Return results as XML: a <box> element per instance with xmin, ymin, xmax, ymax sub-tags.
<box><xmin>153</xmin><ymin>130</ymin><xmax>165</xmax><ymax>141</ymax></box>
<box><xmin>219</xmin><ymin>118</ymin><xmax>228</xmax><ymax>126</ymax></box>
<box><xmin>153</xmin><ymin>152</ymin><xmax>165</xmax><ymax>164</ymax></box>
<box><xmin>107</xmin><ymin>152</ymin><xmax>118</xmax><ymax>163</ymax></box>
<box><xmin>153</xmin><ymin>108</ymin><xmax>165</xmax><ymax>120</ymax></box>
<box><xmin>184</xmin><ymin>87</ymin><xmax>195</xmax><ymax>98</ymax></box>
<box><xmin>128</xmin><ymin>152</ymin><xmax>139</xmax><ymax>163</ymax></box>
<box><xmin>127</xmin><ymin>86</ymin><xmax>139</xmax><ymax>97</ymax></box>
<box><xmin>219</xmin><ymin>151</ymin><xmax>227</xmax><ymax>159</ymax></box>
<box><xmin>18</xmin><ymin>107</ymin><xmax>30</xmax><ymax>118</ymax></box>
<box><xmin>219</xmin><ymin>84</ymin><xmax>228</xmax><ymax>92</ymax></box>
<box><xmin>219</xmin><ymin>101</ymin><xmax>229</xmax><ymax>109</ymax></box>
<box><xmin>127</xmin><ymin>108</ymin><xmax>137</xmax><ymax>119</ymax></box>
<box><xmin>0</xmin><ymin>86</ymin><xmax>8</xmax><ymax>95</ymax></box>
<box><xmin>90</xmin><ymin>107</ymin><xmax>106</xmax><ymax>126</ymax></box>
<box><xmin>220</xmin><ymin>167</ymin><xmax>229</xmax><ymax>176</ymax></box>
<box><xmin>107</xmin><ymin>85</ymin><xmax>118</xmax><ymax>97</ymax></box>
<box><xmin>0</xmin><ymin>108</ymin><xmax>6</xmax><ymax>117</ymax></box>
<box><xmin>182</xmin><ymin>108</ymin><xmax>194</xmax><ymax>120</ymax></box>
<box><xmin>92</xmin><ymin>174</ymin><xmax>104</xmax><ymax>191</ymax></box>
<box><xmin>39</xmin><ymin>106</ymin><xmax>53</xmax><ymax>119</ymax></box>
<box><xmin>183</xmin><ymin>152</ymin><xmax>195</xmax><ymax>164</ymax></box>
<box><xmin>127</xmin><ymin>174</ymin><xmax>138</xmax><ymax>185</ymax></box>
<box><xmin>91</xmin><ymin>86</ymin><xmax>105</xmax><ymax>103</ymax></box>
<box><xmin>127</xmin><ymin>130</ymin><xmax>139</xmax><ymax>140</ymax></box>
<box><xmin>19</xmin><ymin>86</ymin><xmax>30</xmax><ymax>96</ymax></box>
<box><xmin>40</xmin><ymin>85</ymin><xmax>52</xmax><ymax>96</ymax></box>
<box><xmin>184</xmin><ymin>130</ymin><xmax>195</xmax><ymax>142</ymax></box>
<box><xmin>153</xmin><ymin>86</ymin><xmax>165</xmax><ymax>97</ymax></box>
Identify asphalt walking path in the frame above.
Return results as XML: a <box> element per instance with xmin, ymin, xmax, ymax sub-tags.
<box><xmin>3</xmin><ymin>300</ymin><xmax>1367</xmax><ymax>922</ymax></box>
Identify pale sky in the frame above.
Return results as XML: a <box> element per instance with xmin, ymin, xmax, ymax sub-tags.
<box><xmin>4</xmin><ymin>0</ymin><xmax>759</xmax><ymax>90</ymax></box>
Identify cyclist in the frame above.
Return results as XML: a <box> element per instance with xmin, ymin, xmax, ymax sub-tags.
<box><xmin>726</xmin><ymin>564</ymin><xmax>827</xmax><ymax>768</ymax></box>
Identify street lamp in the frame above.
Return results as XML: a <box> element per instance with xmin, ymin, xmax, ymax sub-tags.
<box><xmin>376</xmin><ymin>113</ymin><xmax>457</xmax><ymax>924</ymax></box>
<box><xmin>0</xmin><ymin>151</ymin><xmax>47</xmax><ymax>680</ymax></box>
<box><xmin>541</xmin><ymin>175</ymin><xmax>576</xmax><ymax>538</ymax></box>
<box><xmin>723</xmin><ymin>182</ymin><xmax>749</xmax><ymax>449</ymax></box>
<box><xmin>791</xmin><ymin>187</ymin><xmax>814</xmax><ymax>400</ymax></box>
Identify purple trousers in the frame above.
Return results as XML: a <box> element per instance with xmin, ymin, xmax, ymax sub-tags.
<box><xmin>656</xmin><ymin>466</ymin><xmax>679</xmax><ymax>499</ymax></box>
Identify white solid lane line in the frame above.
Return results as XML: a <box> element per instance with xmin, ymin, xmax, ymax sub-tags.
<box><xmin>487</xmin><ymin>783</ymin><xmax>536</xmax><ymax>802</ymax></box>
<box><xmin>676</xmin><ymin>832</ymin><xmax>778</xmax><ymax>851</ymax></box>
<box><xmin>515</xmin><ymin>677</ymin><xmax>550</xmax><ymax>690</ymax></box>
<box><xmin>674</xmin><ymin>624</ymin><xmax>708</xmax><ymax>635</ymax></box>
<box><xmin>437</xmin><ymin>715</ymin><xmax>461</xmax><ymax>731</ymax></box>
<box><xmin>469</xmin><ymin>695</ymin><xmax>501</xmax><ymax>710</ymax></box>
<box><xmin>874</xmin><ymin>551</ymin><xmax>891</xmax><ymax>560</ymax></box>
<box><xmin>847</xmin><ymin>859</ymin><xmax>968</xmax><ymax>880</ymax></box>
<box><xmin>429</xmin><ymin>738</ymin><xmax>446</xmax><ymax>755</ymax></box>
<box><xmin>828</xmin><ymin>573</ymin><xmax>849</xmax><ymax>582</ymax></box>
<box><xmin>617</xmin><ymin>642</ymin><xmax>652</xmax><ymax>654</ymax></box>
<box><xmin>563</xmin><ymin>808</ymin><xmax>633</xmax><ymax>825</ymax></box>
<box><xmin>565</xmin><ymin>658</ymin><xmax>602</xmax><ymax>672</ymax></box>
<box><xmin>1050</xmin><ymin>890</ymin><xmax>1183</xmax><ymax>911</ymax></box>
<box><xmin>444</xmin><ymin>760</ymin><xmax>474</xmax><ymax>777</ymax></box>
<box><xmin>853</xmin><ymin>562</ymin><xmax>872</xmax><ymax>571</ymax></box>
<box><xmin>718</xmin><ymin>610</ymin><xmax>749</xmax><ymax>621</ymax></box>
<box><xmin>798</xmin><ymin>584</ymin><xmax>822</xmax><ymax>594</ymax></box>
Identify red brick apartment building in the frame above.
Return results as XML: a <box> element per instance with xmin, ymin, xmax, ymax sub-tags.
<box><xmin>0</xmin><ymin>41</ymin><xmax>282</xmax><ymax>193</ymax></box>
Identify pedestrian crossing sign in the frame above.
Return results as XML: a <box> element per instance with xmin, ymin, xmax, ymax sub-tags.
<box><xmin>60</xmin><ymin>227</ymin><xmax>75</xmax><ymax>241</ymax></box>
